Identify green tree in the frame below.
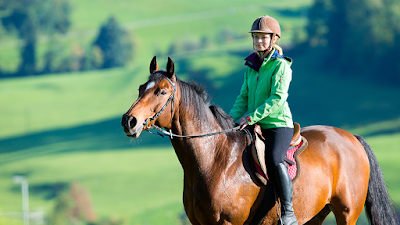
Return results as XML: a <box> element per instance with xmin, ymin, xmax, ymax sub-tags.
<box><xmin>0</xmin><ymin>0</ymin><xmax>71</xmax><ymax>75</ymax></box>
<box><xmin>93</xmin><ymin>17</ymin><xmax>133</xmax><ymax>69</ymax></box>
<box><xmin>306</xmin><ymin>0</ymin><xmax>400</xmax><ymax>83</ymax></box>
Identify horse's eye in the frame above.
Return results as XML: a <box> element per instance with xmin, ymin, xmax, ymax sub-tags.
<box><xmin>160</xmin><ymin>90</ymin><xmax>167</xmax><ymax>96</ymax></box>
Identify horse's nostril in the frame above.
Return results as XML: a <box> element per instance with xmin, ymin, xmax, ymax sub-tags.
<box><xmin>128</xmin><ymin>116</ymin><xmax>137</xmax><ymax>129</ymax></box>
<box><xmin>121</xmin><ymin>114</ymin><xmax>137</xmax><ymax>130</ymax></box>
<box><xmin>121</xmin><ymin>114</ymin><xmax>129</xmax><ymax>128</ymax></box>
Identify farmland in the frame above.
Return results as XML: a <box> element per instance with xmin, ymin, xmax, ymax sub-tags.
<box><xmin>0</xmin><ymin>0</ymin><xmax>399</xmax><ymax>224</ymax></box>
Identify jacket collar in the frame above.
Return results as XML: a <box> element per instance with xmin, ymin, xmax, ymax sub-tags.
<box><xmin>244</xmin><ymin>49</ymin><xmax>284</xmax><ymax>72</ymax></box>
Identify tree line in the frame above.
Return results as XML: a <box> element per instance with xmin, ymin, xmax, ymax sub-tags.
<box><xmin>1</xmin><ymin>0</ymin><xmax>399</xmax><ymax>85</ymax></box>
<box><xmin>0</xmin><ymin>0</ymin><xmax>132</xmax><ymax>77</ymax></box>
<box><xmin>305</xmin><ymin>0</ymin><xmax>400</xmax><ymax>86</ymax></box>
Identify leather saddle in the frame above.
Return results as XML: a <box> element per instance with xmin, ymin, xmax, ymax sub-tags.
<box><xmin>247</xmin><ymin>122</ymin><xmax>308</xmax><ymax>185</ymax></box>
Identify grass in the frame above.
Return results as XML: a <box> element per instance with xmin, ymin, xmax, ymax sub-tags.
<box><xmin>1</xmin><ymin>0</ymin><xmax>399</xmax><ymax>224</ymax></box>
<box><xmin>0</xmin><ymin>147</ymin><xmax>184</xmax><ymax>225</ymax></box>
<box><xmin>0</xmin><ymin>66</ymin><xmax>146</xmax><ymax>139</ymax></box>
<box><xmin>0</xmin><ymin>133</ymin><xmax>398</xmax><ymax>224</ymax></box>
<box><xmin>366</xmin><ymin>133</ymin><xmax>400</xmax><ymax>204</ymax></box>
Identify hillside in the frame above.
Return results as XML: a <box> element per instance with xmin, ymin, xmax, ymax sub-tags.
<box><xmin>0</xmin><ymin>0</ymin><xmax>311</xmax><ymax>73</ymax></box>
<box><xmin>0</xmin><ymin>0</ymin><xmax>399</xmax><ymax>224</ymax></box>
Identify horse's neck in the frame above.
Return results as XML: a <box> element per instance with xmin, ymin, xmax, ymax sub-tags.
<box><xmin>170</xmin><ymin>104</ymin><xmax>226</xmax><ymax>175</ymax></box>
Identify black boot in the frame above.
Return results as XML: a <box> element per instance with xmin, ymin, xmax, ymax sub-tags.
<box><xmin>272</xmin><ymin>163</ymin><xmax>298</xmax><ymax>225</ymax></box>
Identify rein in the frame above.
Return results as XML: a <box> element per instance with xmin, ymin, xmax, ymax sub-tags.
<box><xmin>143</xmin><ymin>76</ymin><xmax>242</xmax><ymax>139</ymax></box>
<box><xmin>148</xmin><ymin>124</ymin><xmax>241</xmax><ymax>139</ymax></box>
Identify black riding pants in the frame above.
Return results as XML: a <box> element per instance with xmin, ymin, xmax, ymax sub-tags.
<box><xmin>262</xmin><ymin>127</ymin><xmax>294</xmax><ymax>172</ymax></box>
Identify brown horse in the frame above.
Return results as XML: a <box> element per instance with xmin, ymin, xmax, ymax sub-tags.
<box><xmin>121</xmin><ymin>56</ymin><xmax>398</xmax><ymax>225</ymax></box>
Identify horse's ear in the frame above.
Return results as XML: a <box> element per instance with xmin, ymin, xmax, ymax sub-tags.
<box><xmin>166</xmin><ymin>57</ymin><xmax>175</xmax><ymax>79</ymax></box>
<box><xmin>150</xmin><ymin>56</ymin><xmax>159</xmax><ymax>74</ymax></box>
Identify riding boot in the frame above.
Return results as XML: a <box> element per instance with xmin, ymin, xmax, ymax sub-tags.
<box><xmin>271</xmin><ymin>163</ymin><xmax>298</xmax><ymax>225</ymax></box>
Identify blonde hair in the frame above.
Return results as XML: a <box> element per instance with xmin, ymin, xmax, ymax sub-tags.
<box><xmin>273</xmin><ymin>43</ymin><xmax>283</xmax><ymax>55</ymax></box>
<box><xmin>273</xmin><ymin>36</ymin><xmax>283</xmax><ymax>55</ymax></box>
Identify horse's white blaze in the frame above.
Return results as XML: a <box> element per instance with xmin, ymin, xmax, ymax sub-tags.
<box><xmin>145</xmin><ymin>81</ymin><xmax>155</xmax><ymax>91</ymax></box>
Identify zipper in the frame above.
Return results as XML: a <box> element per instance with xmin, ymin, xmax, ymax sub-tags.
<box><xmin>254</xmin><ymin>72</ymin><xmax>259</xmax><ymax>111</ymax></box>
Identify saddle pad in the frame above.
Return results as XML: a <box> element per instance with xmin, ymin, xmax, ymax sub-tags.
<box><xmin>251</xmin><ymin>136</ymin><xmax>308</xmax><ymax>186</ymax></box>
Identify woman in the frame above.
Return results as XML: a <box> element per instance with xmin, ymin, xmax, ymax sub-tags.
<box><xmin>229</xmin><ymin>15</ymin><xmax>297</xmax><ymax>225</ymax></box>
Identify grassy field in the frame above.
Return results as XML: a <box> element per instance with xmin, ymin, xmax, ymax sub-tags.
<box><xmin>0</xmin><ymin>0</ymin><xmax>311</xmax><ymax>72</ymax></box>
<box><xmin>1</xmin><ymin>0</ymin><xmax>399</xmax><ymax>224</ymax></box>
<box><xmin>0</xmin><ymin>147</ymin><xmax>184</xmax><ymax>225</ymax></box>
<box><xmin>1</xmin><ymin>49</ymin><xmax>400</xmax><ymax>224</ymax></box>
<box><xmin>1</xmin><ymin>48</ymin><xmax>400</xmax><ymax>224</ymax></box>
<box><xmin>0</xmin><ymin>133</ymin><xmax>398</xmax><ymax>224</ymax></box>
<box><xmin>1</xmin><ymin>46</ymin><xmax>400</xmax><ymax>225</ymax></box>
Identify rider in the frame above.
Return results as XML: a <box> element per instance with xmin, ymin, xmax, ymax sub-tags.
<box><xmin>229</xmin><ymin>15</ymin><xmax>297</xmax><ymax>225</ymax></box>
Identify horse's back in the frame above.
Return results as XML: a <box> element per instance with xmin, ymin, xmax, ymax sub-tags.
<box><xmin>300</xmin><ymin>125</ymin><xmax>369</xmax><ymax>182</ymax></box>
<box><xmin>292</xmin><ymin>125</ymin><xmax>370</xmax><ymax>223</ymax></box>
<box><xmin>300</xmin><ymin>125</ymin><xmax>369</xmax><ymax>163</ymax></box>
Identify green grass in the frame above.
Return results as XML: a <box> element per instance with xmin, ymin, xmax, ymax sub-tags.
<box><xmin>0</xmin><ymin>66</ymin><xmax>146</xmax><ymax>139</ymax></box>
<box><xmin>366</xmin><ymin>133</ymin><xmax>400</xmax><ymax>204</ymax></box>
<box><xmin>0</xmin><ymin>134</ymin><xmax>398</xmax><ymax>225</ymax></box>
<box><xmin>0</xmin><ymin>147</ymin><xmax>184</xmax><ymax>225</ymax></box>
<box><xmin>1</xmin><ymin>0</ymin><xmax>399</xmax><ymax>224</ymax></box>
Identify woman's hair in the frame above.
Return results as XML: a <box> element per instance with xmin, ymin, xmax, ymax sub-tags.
<box><xmin>273</xmin><ymin>41</ymin><xmax>283</xmax><ymax>55</ymax></box>
<box><xmin>271</xmin><ymin>35</ymin><xmax>283</xmax><ymax>55</ymax></box>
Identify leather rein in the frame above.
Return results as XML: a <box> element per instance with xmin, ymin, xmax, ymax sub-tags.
<box><xmin>143</xmin><ymin>77</ymin><xmax>241</xmax><ymax>139</ymax></box>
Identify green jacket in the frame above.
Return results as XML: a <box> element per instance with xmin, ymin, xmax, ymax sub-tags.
<box><xmin>229</xmin><ymin>49</ymin><xmax>293</xmax><ymax>129</ymax></box>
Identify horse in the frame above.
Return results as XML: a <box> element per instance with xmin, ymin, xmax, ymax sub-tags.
<box><xmin>121</xmin><ymin>56</ymin><xmax>398</xmax><ymax>225</ymax></box>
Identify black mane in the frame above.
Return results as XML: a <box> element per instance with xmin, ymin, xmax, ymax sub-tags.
<box><xmin>149</xmin><ymin>71</ymin><xmax>236</xmax><ymax>130</ymax></box>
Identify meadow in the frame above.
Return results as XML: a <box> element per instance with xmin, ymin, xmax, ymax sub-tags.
<box><xmin>1</xmin><ymin>0</ymin><xmax>399</xmax><ymax>224</ymax></box>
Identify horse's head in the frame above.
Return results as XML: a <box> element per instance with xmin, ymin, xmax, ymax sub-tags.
<box><xmin>121</xmin><ymin>56</ymin><xmax>177</xmax><ymax>138</ymax></box>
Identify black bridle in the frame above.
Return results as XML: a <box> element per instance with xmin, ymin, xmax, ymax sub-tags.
<box><xmin>143</xmin><ymin>76</ymin><xmax>241</xmax><ymax>139</ymax></box>
<box><xmin>143</xmin><ymin>76</ymin><xmax>176</xmax><ymax>130</ymax></box>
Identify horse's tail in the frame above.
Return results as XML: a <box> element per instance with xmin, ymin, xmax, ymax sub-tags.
<box><xmin>354</xmin><ymin>135</ymin><xmax>398</xmax><ymax>225</ymax></box>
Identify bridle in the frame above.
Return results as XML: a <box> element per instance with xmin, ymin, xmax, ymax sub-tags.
<box><xmin>143</xmin><ymin>76</ymin><xmax>176</xmax><ymax>130</ymax></box>
<box><xmin>142</xmin><ymin>75</ymin><xmax>241</xmax><ymax>139</ymax></box>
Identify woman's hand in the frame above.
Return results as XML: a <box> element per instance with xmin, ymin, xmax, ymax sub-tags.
<box><xmin>238</xmin><ymin>117</ymin><xmax>249</xmax><ymax>130</ymax></box>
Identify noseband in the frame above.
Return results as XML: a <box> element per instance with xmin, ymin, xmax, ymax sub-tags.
<box><xmin>143</xmin><ymin>76</ymin><xmax>176</xmax><ymax>130</ymax></box>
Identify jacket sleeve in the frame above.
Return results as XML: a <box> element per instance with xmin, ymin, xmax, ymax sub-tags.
<box><xmin>229</xmin><ymin>69</ymin><xmax>249</xmax><ymax>122</ymax></box>
<box><xmin>247</xmin><ymin>60</ymin><xmax>291</xmax><ymax>125</ymax></box>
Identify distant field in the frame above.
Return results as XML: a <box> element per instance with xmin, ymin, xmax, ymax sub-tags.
<box><xmin>0</xmin><ymin>0</ymin><xmax>311</xmax><ymax>72</ymax></box>
<box><xmin>1</xmin><ymin>0</ymin><xmax>399</xmax><ymax>224</ymax></box>
<box><xmin>0</xmin><ymin>67</ymin><xmax>145</xmax><ymax>138</ymax></box>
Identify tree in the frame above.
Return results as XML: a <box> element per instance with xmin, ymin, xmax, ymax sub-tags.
<box><xmin>93</xmin><ymin>17</ymin><xmax>133</xmax><ymax>69</ymax></box>
<box><xmin>49</xmin><ymin>182</ymin><xmax>96</xmax><ymax>225</ymax></box>
<box><xmin>0</xmin><ymin>0</ymin><xmax>71</xmax><ymax>75</ymax></box>
<box><xmin>305</xmin><ymin>0</ymin><xmax>400</xmax><ymax>84</ymax></box>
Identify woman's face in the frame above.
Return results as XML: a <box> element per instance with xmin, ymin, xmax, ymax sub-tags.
<box><xmin>252</xmin><ymin>33</ymin><xmax>272</xmax><ymax>52</ymax></box>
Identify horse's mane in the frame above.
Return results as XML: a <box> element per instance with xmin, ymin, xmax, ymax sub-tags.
<box><xmin>149</xmin><ymin>71</ymin><xmax>236</xmax><ymax>130</ymax></box>
<box><xmin>179</xmin><ymin>78</ymin><xmax>236</xmax><ymax>130</ymax></box>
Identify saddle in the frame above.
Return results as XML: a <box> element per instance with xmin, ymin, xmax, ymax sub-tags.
<box><xmin>247</xmin><ymin>123</ymin><xmax>308</xmax><ymax>186</ymax></box>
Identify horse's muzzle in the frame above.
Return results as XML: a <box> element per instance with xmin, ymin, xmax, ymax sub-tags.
<box><xmin>121</xmin><ymin>114</ymin><xmax>143</xmax><ymax>138</ymax></box>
